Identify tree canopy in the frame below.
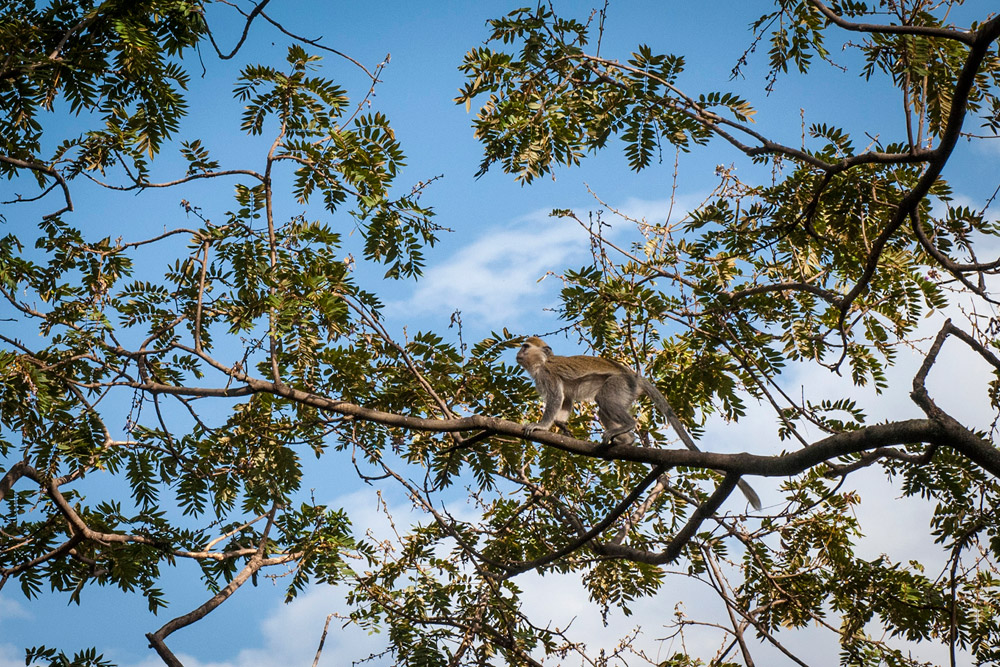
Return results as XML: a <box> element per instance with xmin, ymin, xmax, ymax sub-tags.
<box><xmin>3</xmin><ymin>1</ymin><xmax>1000</xmax><ymax>665</ymax></box>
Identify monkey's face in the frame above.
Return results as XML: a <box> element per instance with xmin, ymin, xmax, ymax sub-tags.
<box><xmin>515</xmin><ymin>343</ymin><xmax>531</xmax><ymax>367</ymax></box>
<box><xmin>516</xmin><ymin>337</ymin><xmax>552</xmax><ymax>372</ymax></box>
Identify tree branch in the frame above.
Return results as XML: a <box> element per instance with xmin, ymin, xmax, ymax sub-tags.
<box><xmin>119</xmin><ymin>373</ymin><xmax>1000</xmax><ymax>483</ymax></box>
<box><xmin>0</xmin><ymin>154</ymin><xmax>72</xmax><ymax>219</ymax></box>
<box><xmin>838</xmin><ymin>15</ymin><xmax>1000</xmax><ymax>319</ymax></box>
<box><xmin>594</xmin><ymin>472</ymin><xmax>740</xmax><ymax>565</ymax></box>
<box><xmin>204</xmin><ymin>0</ymin><xmax>274</xmax><ymax>60</ymax></box>
<box><xmin>504</xmin><ymin>464</ymin><xmax>668</xmax><ymax>575</ymax></box>
<box><xmin>145</xmin><ymin>550</ymin><xmax>296</xmax><ymax>666</ymax></box>
<box><xmin>808</xmin><ymin>0</ymin><xmax>975</xmax><ymax>45</ymax></box>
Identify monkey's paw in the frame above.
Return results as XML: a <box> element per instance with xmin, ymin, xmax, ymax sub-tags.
<box><xmin>600</xmin><ymin>431</ymin><xmax>635</xmax><ymax>447</ymax></box>
<box><xmin>522</xmin><ymin>423</ymin><xmax>545</xmax><ymax>437</ymax></box>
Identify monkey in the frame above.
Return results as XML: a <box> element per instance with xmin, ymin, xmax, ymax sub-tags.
<box><xmin>516</xmin><ymin>336</ymin><xmax>761</xmax><ymax>510</ymax></box>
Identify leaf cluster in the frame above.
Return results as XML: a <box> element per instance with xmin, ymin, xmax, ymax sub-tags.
<box><xmin>1</xmin><ymin>0</ymin><xmax>205</xmax><ymax>179</ymax></box>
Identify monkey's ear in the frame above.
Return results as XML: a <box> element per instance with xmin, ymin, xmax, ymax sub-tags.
<box><xmin>543</xmin><ymin>345</ymin><xmax>553</xmax><ymax>356</ymax></box>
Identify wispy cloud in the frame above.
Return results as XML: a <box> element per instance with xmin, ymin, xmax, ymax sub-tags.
<box><xmin>390</xmin><ymin>210</ymin><xmax>592</xmax><ymax>329</ymax></box>
<box><xmin>0</xmin><ymin>597</ymin><xmax>29</xmax><ymax>622</ymax></box>
<box><xmin>615</xmin><ymin>195</ymin><xmax>689</xmax><ymax>225</ymax></box>
<box><xmin>0</xmin><ymin>644</ymin><xmax>23</xmax><ymax>667</ymax></box>
<box><xmin>390</xmin><ymin>197</ymin><xmax>708</xmax><ymax>332</ymax></box>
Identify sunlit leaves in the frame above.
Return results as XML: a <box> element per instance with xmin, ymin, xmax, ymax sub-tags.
<box><xmin>235</xmin><ymin>46</ymin><xmax>348</xmax><ymax>138</ymax></box>
<box><xmin>179</xmin><ymin>139</ymin><xmax>220</xmax><ymax>175</ymax></box>
<box><xmin>0</xmin><ymin>0</ymin><xmax>205</xmax><ymax>178</ymax></box>
<box><xmin>25</xmin><ymin>645</ymin><xmax>116</xmax><ymax>667</ymax></box>
<box><xmin>235</xmin><ymin>49</ymin><xmax>439</xmax><ymax>276</ymax></box>
<box><xmin>1</xmin><ymin>16</ymin><xmax>445</xmax><ymax>664</ymax></box>
<box><xmin>456</xmin><ymin>5</ymin><xmax>1000</xmax><ymax>661</ymax></box>
<box><xmin>6</xmin><ymin>2</ymin><xmax>1000</xmax><ymax>666</ymax></box>
<box><xmin>458</xmin><ymin>7</ymin><xmax>755</xmax><ymax>181</ymax></box>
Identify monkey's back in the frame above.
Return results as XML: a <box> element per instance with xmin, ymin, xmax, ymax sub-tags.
<box><xmin>546</xmin><ymin>354</ymin><xmax>639</xmax><ymax>401</ymax></box>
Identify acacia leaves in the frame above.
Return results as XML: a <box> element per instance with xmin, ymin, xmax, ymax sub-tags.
<box><xmin>7</xmin><ymin>2</ymin><xmax>1000</xmax><ymax>667</ymax></box>
<box><xmin>0</xmin><ymin>0</ymin><xmax>204</xmax><ymax>182</ymax></box>
<box><xmin>235</xmin><ymin>46</ymin><xmax>439</xmax><ymax>278</ymax></box>
<box><xmin>1</xmin><ymin>8</ymin><xmax>448</xmax><ymax>663</ymax></box>
<box><xmin>457</xmin><ymin>7</ymin><xmax>755</xmax><ymax>181</ymax></box>
<box><xmin>455</xmin><ymin>4</ymin><xmax>1000</xmax><ymax>664</ymax></box>
<box><xmin>459</xmin><ymin>2</ymin><xmax>997</xmax><ymax>398</ymax></box>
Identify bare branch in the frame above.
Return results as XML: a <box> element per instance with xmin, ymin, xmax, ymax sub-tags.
<box><xmin>204</xmin><ymin>0</ymin><xmax>275</xmax><ymax>60</ymax></box>
<box><xmin>311</xmin><ymin>614</ymin><xmax>335</xmax><ymax>667</ymax></box>
<box><xmin>808</xmin><ymin>0</ymin><xmax>975</xmax><ymax>45</ymax></box>
<box><xmin>505</xmin><ymin>464</ymin><xmax>668</xmax><ymax>575</ymax></box>
<box><xmin>145</xmin><ymin>550</ymin><xmax>296</xmax><ymax>666</ymax></box>
<box><xmin>595</xmin><ymin>472</ymin><xmax>740</xmax><ymax>565</ymax></box>
<box><xmin>0</xmin><ymin>154</ymin><xmax>72</xmax><ymax>219</ymax></box>
<box><xmin>223</xmin><ymin>0</ymin><xmax>382</xmax><ymax>81</ymax></box>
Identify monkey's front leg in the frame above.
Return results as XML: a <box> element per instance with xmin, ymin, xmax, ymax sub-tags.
<box><xmin>523</xmin><ymin>387</ymin><xmax>571</xmax><ymax>437</ymax></box>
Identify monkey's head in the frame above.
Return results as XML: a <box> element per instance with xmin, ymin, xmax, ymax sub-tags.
<box><xmin>516</xmin><ymin>336</ymin><xmax>553</xmax><ymax>373</ymax></box>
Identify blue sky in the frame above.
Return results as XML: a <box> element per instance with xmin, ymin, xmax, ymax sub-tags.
<box><xmin>3</xmin><ymin>1</ymin><xmax>1000</xmax><ymax>665</ymax></box>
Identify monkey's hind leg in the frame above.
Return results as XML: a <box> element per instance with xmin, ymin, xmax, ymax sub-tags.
<box><xmin>596</xmin><ymin>377</ymin><xmax>637</xmax><ymax>448</ymax></box>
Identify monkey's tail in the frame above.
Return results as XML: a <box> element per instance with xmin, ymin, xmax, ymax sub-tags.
<box><xmin>639</xmin><ymin>378</ymin><xmax>762</xmax><ymax>511</ymax></box>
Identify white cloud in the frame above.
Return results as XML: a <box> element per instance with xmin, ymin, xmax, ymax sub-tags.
<box><xmin>122</xmin><ymin>587</ymin><xmax>383</xmax><ymax>667</ymax></box>
<box><xmin>0</xmin><ymin>602</ymin><xmax>31</xmax><ymax>667</ymax></box>
<box><xmin>697</xmin><ymin>306</ymin><xmax>991</xmax><ymax>561</ymax></box>
<box><xmin>614</xmin><ymin>196</ymin><xmax>676</xmax><ymax>225</ymax></box>
<box><xmin>676</xmin><ymin>304</ymin><xmax>993</xmax><ymax>664</ymax></box>
<box><xmin>517</xmin><ymin>566</ymin><xmax>738</xmax><ymax>662</ymax></box>
<box><xmin>389</xmin><ymin>196</ymin><xmax>713</xmax><ymax>331</ymax></box>
<box><xmin>614</xmin><ymin>195</ymin><xmax>697</xmax><ymax>226</ymax></box>
<box><xmin>389</xmin><ymin>196</ymin><xmax>719</xmax><ymax>332</ymax></box>
<box><xmin>391</xmin><ymin>211</ymin><xmax>592</xmax><ymax>329</ymax></box>
<box><xmin>0</xmin><ymin>644</ymin><xmax>22</xmax><ymax>667</ymax></box>
<box><xmin>0</xmin><ymin>597</ymin><xmax>29</xmax><ymax>622</ymax></box>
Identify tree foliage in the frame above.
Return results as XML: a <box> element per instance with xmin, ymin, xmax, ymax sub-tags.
<box><xmin>4</xmin><ymin>1</ymin><xmax>1000</xmax><ymax>666</ymax></box>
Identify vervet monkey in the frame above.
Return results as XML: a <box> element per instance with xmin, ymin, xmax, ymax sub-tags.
<box><xmin>516</xmin><ymin>336</ymin><xmax>761</xmax><ymax>510</ymax></box>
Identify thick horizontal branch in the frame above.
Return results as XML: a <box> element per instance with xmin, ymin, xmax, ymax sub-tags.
<box><xmin>128</xmin><ymin>376</ymin><xmax>1000</xmax><ymax>482</ymax></box>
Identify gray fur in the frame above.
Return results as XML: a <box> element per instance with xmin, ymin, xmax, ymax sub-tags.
<box><xmin>517</xmin><ymin>337</ymin><xmax>761</xmax><ymax>510</ymax></box>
